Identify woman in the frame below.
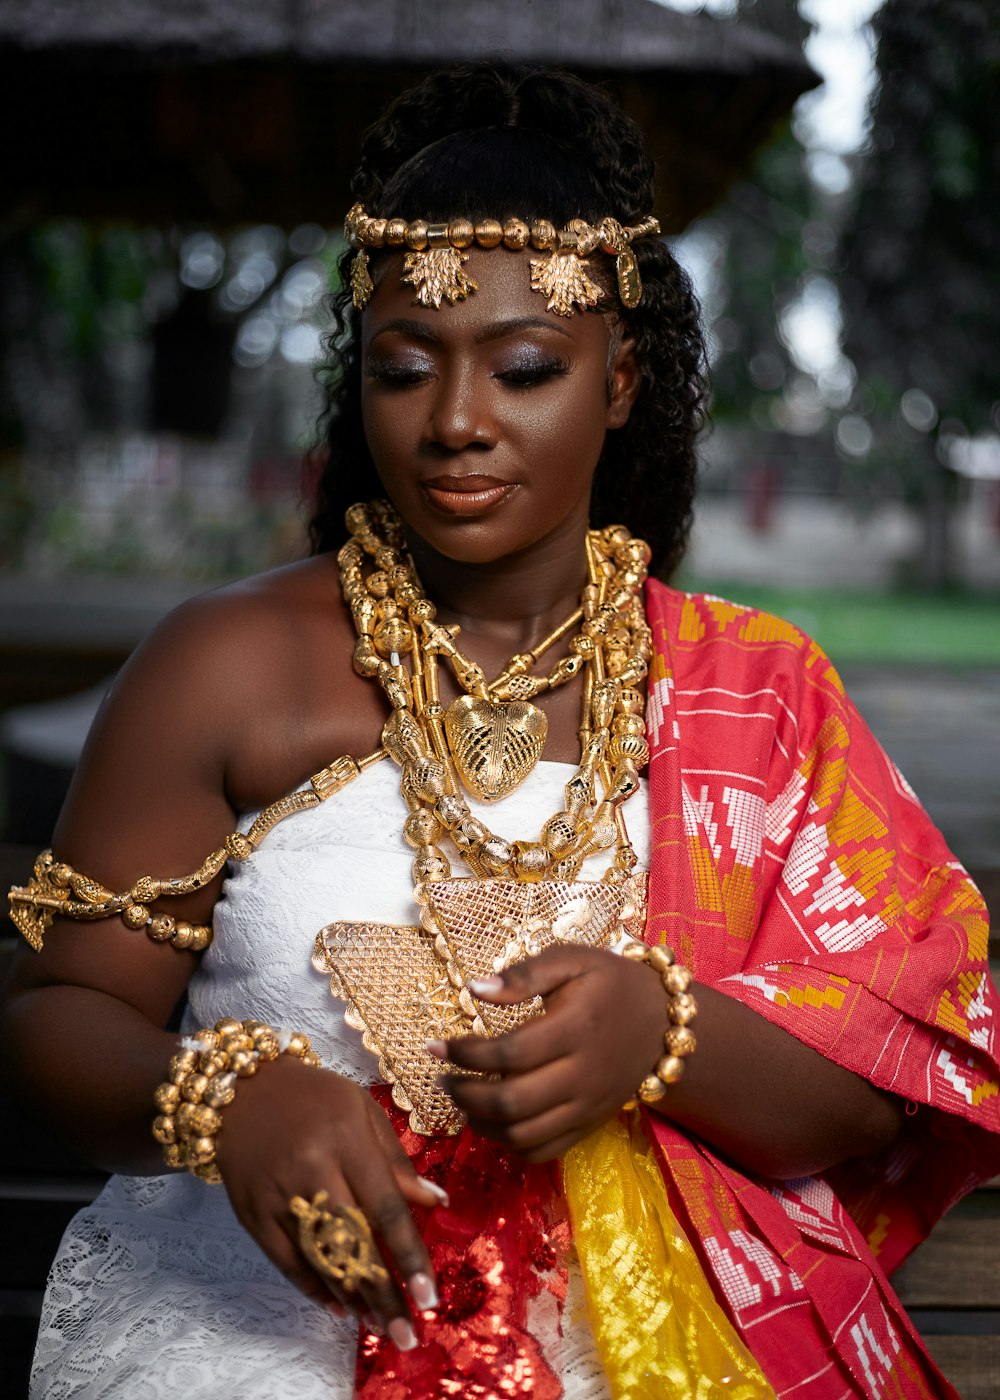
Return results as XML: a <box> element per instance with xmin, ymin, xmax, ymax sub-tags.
<box><xmin>5</xmin><ymin>65</ymin><xmax>999</xmax><ymax>1399</ymax></box>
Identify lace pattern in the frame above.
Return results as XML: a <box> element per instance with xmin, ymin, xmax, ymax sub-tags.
<box><xmin>32</xmin><ymin>761</ymin><xmax>646</xmax><ymax>1398</ymax></box>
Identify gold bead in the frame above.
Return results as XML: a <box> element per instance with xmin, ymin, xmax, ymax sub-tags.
<box><xmin>529</xmin><ymin>219</ymin><xmax>557</xmax><ymax>250</ymax></box>
<box><xmin>646</xmin><ymin>945</ymin><xmax>675</xmax><ymax>974</ymax></box>
<box><xmin>512</xmin><ymin>841</ymin><xmax>550</xmax><ymax>882</ymax></box>
<box><xmin>475</xmin><ymin>218</ymin><xmax>503</xmax><ymax>248</ymax></box>
<box><xmin>50</xmin><ymin>863</ymin><xmax>73</xmax><ymax>887</ymax></box>
<box><xmin>403</xmin><ymin>809</ymin><xmax>441</xmax><ymax>847</ymax></box>
<box><xmin>192</xmin><ymin>1161</ymin><xmax>224</xmax><ymax>1184</ymax></box>
<box><xmin>409</xmin><ymin>598</ymin><xmax>436</xmax><ymax>623</ymax></box>
<box><xmin>609</xmin><ymin>733</ymin><xmax>650</xmax><ymax>768</ymax></box>
<box><xmin>569</xmin><ymin>634</ymin><xmax>596</xmax><ymax>658</ymax></box>
<box><xmin>404</xmin><ymin>757</ymin><xmax>448</xmax><ymax>802</ymax></box>
<box><xmin>147</xmin><ymin>913</ymin><xmax>175</xmax><ymax>942</ymax></box>
<box><xmin>613</xmin><ymin>713</ymin><xmax>646</xmax><ymax>738</ymax></box>
<box><xmin>219</xmin><ymin>1032</ymin><xmax>253</xmax><ymax>1056</ymax></box>
<box><xmin>170</xmin><ymin>922</ymin><xmax>195</xmax><ymax>950</ymax></box>
<box><xmin>203</xmin><ymin>1072</ymin><xmax>237</xmax><ymax>1108</ymax></box>
<box><xmin>162</xmin><ymin>1142</ymin><xmax>184</xmax><ymax>1169</ymax></box>
<box><xmin>433</xmin><ymin>794</ymin><xmax>469</xmax><ymax>829</ymax></box>
<box><xmin>344</xmin><ymin>503</ymin><xmax>372</xmax><ymax>535</ymax></box>
<box><xmin>187</xmin><ymin>1103</ymin><xmax>222</xmax><ymax>1136</ymax></box>
<box><xmin>388</xmin><ymin>563</ymin><xmax>411</xmax><ymax>588</ymax></box>
<box><xmin>214</xmin><ymin>1017</ymin><xmax>242</xmax><ymax>1037</ymax></box>
<box><xmin>669</xmin><ymin>992</ymin><xmax>698</xmax><ymax>1026</ymax></box>
<box><xmin>366</xmin><ymin>569</ymin><xmax>390</xmax><ymax>598</ymax></box>
<box><xmin>541</xmin><ymin>812</ymin><xmax>577</xmax><ymax>855</ymax></box>
<box><xmin>373</xmin><ymin>616</ymin><xmax>414</xmax><ymax>658</ymax></box>
<box><xmin>169</xmin><ymin>1049</ymin><xmax>199</xmax><ymax>1083</ymax></box>
<box><xmin>366</xmin><ymin>218</ymin><xmax>388</xmax><ymax>248</ymax></box>
<box><xmin>664</xmin><ymin>1025</ymin><xmax>696</xmax><ymax>1058</ymax></box>
<box><xmin>412</xmin><ymin>848</ymin><xmax>450</xmax><ymax>883</ymax></box>
<box><xmin>301</xmin><ymin>1051</ymin><xmax>322</xmax><ymax>1068</ymax></box>
<box><xmin>452</xmin><ymin>816</ymin><xmax>489</xmax><ymax>851</ymax></box>
<box><xmin>662</xmin><ymin>965</ymin><xmax>693</xmax><ymax>996</ymax></box>
<box><xmin>448</xmin><ymin>218</ymin><xmax>475</xmax><ymax>248</ymax></box>
<box><xmin>638</xmin><ymin>1073</ymin><xmax>668</xmax><ymax>1104</ymax></box>
<box><xmin>123</xmin><ymin>903</ymin><xmax>148</xmax><ymax>930</ymax></box>
<box><xmin>502</xmin><ymin>217</ymin><xmax>530</xmax><ymax>250</ymax></box>
<box><xmin>375</xmin><ymin>545</ymin><xmax>398</xmax><ymax>571</ymax></box>
<box><xmin>198</xmin><ymin>1049</ymin><xmax>229</xmax><ymax>1078</ymax></box>
<box><xmin>182</xmin><ymin>1072</ymin><xmax>209</xmax><ymax>1103</ymax></box>
<box><xmin>252</xmin><ymin>1030</ymin><xmax>280</xmax><ymax>1061</ymax></box>
<box><xmin>621</xmin><ymin>941</ymin><xmax>648</xmax><ymax>962</ymax></box>
<box><xmin>154</xmin><ymin>1082</ymin><xmax>180</xmax><ymax>1113</ymax></box>
<box><xmin>175</xmin><ymin>1100</ymin><xmax>197</xmax><ymax>1134</ymax></box>
<box><xmin>229</xmin><ymin>1049</ymin><xmax>257</xmax><ymax>1077</ymax></box>
<box><xmin>152</xmin><ymin>1114</ymin><xmax>176</xmax><ymax>1145</ymax></box>
<box><xmin>186</xmin><ymin>1135</ymin><xmax>217</xmax><ymax>1165</ymax></box>
<box><xmin>285</xmin><ymin>1031</ymin><xmax>312</xmax><ymax>1059</ymax></box>
<box><xmin>655</xmin><ymin>1054</ymin><xmax>685</xmax><ymax>1086</ymax></box>
<box><xmin>190</xmin><ymin>925</ymin><xmax>212</xmax><ymax>952</ymax></box>
<box><xmin>479</xmin><ymin>838</ymin><xmax>514</xmax><ymax>873</ymax></box>
<box><xmin>384</xmin><ymin>218</ymin><xmax>407</xmax><ymax>245</ymax></box>
<box><xmin>405</xmin><ymin>220</ymin><xmax>429</xmax><ymax>251</ymax></box>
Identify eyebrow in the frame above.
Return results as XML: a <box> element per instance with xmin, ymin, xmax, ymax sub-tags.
<box><xmin>368</xmin><ymin>315</ymin><xmax>576</xmax><ymax>346</ymax></box>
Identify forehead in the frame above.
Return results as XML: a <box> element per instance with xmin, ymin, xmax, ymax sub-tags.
<box><xmin>362</xmin><ymin>248</ymin><xmax>613</xmax><ymax>348</ymax></box>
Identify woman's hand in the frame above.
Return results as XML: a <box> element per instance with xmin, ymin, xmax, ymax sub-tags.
<box><xmin>214</xmin><ymin>1056</ymin><xmax>445</xmax><ymax>1349</ymax></box>
<box><xmin>433</xmin><ymin>945</ymin><xmax>666</xmax><ymax>1162</ymax></box>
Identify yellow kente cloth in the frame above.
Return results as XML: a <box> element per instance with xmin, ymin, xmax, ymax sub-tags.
<box><xmin>564</xmin><ymin>1114</ymin><xmax>773</xmax><ymax>1399</ymax></box>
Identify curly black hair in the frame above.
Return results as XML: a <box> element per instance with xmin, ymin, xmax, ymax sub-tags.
<box><xmin>310</xmin><ymin>64</ymin><xmax>707</xmax><ymax>579</ymax></box>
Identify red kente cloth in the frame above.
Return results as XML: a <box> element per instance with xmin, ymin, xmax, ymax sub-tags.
<box><xmin>358</xmin><ymin>583</ymin><xmax>1000</xmax><ymax>1398</ymax></box>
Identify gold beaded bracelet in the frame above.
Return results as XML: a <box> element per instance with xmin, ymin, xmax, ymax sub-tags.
<box><xmin>152</xmin><ymin>1017</ymin><xmax>321</xmax><ymax>1183</ymax></box>
<box><xmin>620</xmin><ymin>941</ymin><xmax>697</xmax><ymax>1107</ymax></box>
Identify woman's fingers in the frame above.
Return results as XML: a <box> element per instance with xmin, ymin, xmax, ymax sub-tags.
<box><xmin>441</xmin><ymin>1053</ymin><xmax>574</xmax><ymax>1128</ymax></box>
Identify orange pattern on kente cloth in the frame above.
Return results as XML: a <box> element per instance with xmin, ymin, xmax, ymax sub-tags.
<box><xmin>647</xmin><ymin>646</ymin><xmax>670</xmax><ymax>688</ymax></box>
<box><xmin>688</xmin><ymin>834</ymin><xmax>723</xmax><ymax>912</ymax></box>
<box><xmin>738</xmin><ymin>610</ymin><xmax>805</xmax><ymax>648</ymax></box>
<box><xmin>705</xmin><ymin>598</ymin><xmax>744</xmax><ymax>633</ymax></box>
<box><xmin>936</xmin><ymin>987</ymin><xmax>978</xmax><ymax>1040</ymax></box>
<box><xmin>827</xmin><ymin>786</ymin><xmax>889</xmax><ymax>845</ymax></box>
<box><xmin>722</xmin><ymin>864</ymin><xmax>757</xmax><ymax>942</ymax></box>
<box><xmin>773</xmin><ymin>973</ymin><xmax>849</xmax><ymax>1013</ymax></box>
<box><xmin>678</xmin><ymin>595</ymin><xmax>706</xmax><ymax>642</ymax></box>
<box><xmin>669</xmin><ymin>1152</ymin><xmax>745</xmax><ymax>1237</ymax></box>
<box><xmin>866</xmin><ymin>1212</ymin><xmax>892</xmax><ymax>1257</ymax></box>
<box><xmin>798</xmin><ymin>714</ymin><xmax>849</xmax><ymax>803</ymax></box>
<box><xmin>946</xmin><ymin>886</ymin><xmax>991</xmax><ymax>963</ymax></box>
<box><xmin>833</xmin><ymin>846</ymin><xmax>896</xmax><ymax>903</ymax></box>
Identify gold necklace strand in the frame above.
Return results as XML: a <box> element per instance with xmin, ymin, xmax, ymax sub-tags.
<box><xmin>337</xmin><ymin>502</ymin><xmax>653</xmax><ymax>889</ymax></box>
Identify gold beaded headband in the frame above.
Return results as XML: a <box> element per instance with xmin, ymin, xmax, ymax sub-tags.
<box><xmin>344</xmin><ymin>202</ymin><xmax>660</xmax><ymax>317</ymax></box>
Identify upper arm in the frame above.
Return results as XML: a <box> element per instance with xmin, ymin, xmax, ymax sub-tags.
<box><xmin>5</xmin><ymin>588</ymin><xmax>262</xmax><ymax>1028</ymax></box>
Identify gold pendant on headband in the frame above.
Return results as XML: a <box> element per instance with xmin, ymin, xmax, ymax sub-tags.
<box><xmin>616</xmin><ymin>248</ymin><xmax>642</xmax><ymax>310</ymax></box>
<box><xmin>402</xmin><ymin>249</ymin><xmax>478</xmax><ymax>309</ymax></box>
<box><xmin>530</xmin><ymin>251</ymin><xmax>605</xmax><ymax>317</ymax></box>
<box><xmin>350</xmin><ymin>251</ymin><xmax>374</xmax><ymax>311</ymax></box>
<box><xmin>445</xmin><ymin>695</ymin><xmax>548</xmax><ymax>803</ymax></box>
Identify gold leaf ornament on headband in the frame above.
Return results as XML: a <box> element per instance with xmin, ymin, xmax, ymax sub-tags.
<box><xmin>345</xmin><ymin>202</ymin><xmax>659</xmax><ymax>313</ymax></box>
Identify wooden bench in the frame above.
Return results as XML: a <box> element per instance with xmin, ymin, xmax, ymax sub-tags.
<box><xmin>2</xmin><ymin>852</ymin><xmax>999</xmax><ymax>1395</ymax></box>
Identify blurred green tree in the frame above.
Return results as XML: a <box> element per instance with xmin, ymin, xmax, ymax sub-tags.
<box><xmin>839</xmin><ymin>0</ymin><xmax>1000</xmax><ymax>585</ymax></box>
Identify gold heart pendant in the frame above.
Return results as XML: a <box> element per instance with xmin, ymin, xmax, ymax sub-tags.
<box><xmin>444</xmin><ymin>695</ymin><xmax>547</xmax><ymax>802</ymax></box>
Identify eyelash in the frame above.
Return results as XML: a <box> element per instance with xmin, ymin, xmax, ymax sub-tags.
<box><xmin>365</xmin><ymin>358</ymin><xmax>570</xmax><ymax>389</ymax></box>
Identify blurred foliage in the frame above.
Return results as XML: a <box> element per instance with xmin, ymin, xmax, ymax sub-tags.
<box><xmin>838</xmin><ymin>0</ymin><xmax>1000</xmax><ymax>581</ymax></box>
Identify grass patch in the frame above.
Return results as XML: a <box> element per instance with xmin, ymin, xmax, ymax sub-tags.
<box><xmin>678</xmin><ymin>580</ymin><xmax>1000</xmax><ymax>665</ymax></box>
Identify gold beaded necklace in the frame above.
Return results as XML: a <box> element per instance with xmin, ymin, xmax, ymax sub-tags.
<box><xmin>311</xmin><ymin>500</ymin><xmax>654</xmax><ymax>1135</ymax></box>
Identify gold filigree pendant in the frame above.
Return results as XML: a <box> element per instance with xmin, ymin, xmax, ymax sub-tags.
<box><xmin>402</xmin><ymin>248</ymin><xmax>478</xmax><ymax>309</ymax></box>
<box><xmin>312</xmin><ymin>873</ymin><xmax>648</xmax><ymax>1135</ymax></box>
<box><xmin>350</xmin><ymin>251</ymin><xmax>374</xmax><ymax>310</ymax></box>
<box><xmin>444</xmin><ymin>695</ymin><xmax>548</xmax><ymax>803</ymax></box>
<box><xmin>529</xmin><ymin>251</ymin><xmax>605</xmax><ymax>316</ymax></box>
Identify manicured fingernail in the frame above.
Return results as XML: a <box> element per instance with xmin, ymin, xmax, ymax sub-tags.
<box><xmin>425</xmin><ymin>1040</ymin><xmax>447</xmax><ymax>1059</ymax></box>
<box><xmin>388</xmin><ymin>1317</ymin><xmax>418</xmax><ymax>1351</ymax></box>
<box><xmin>417</xmin><ymin>1176</ymin><xmax>450</xmax><ymax>1207</ymax></box>
<box><xmin>468</xmin><ymin>975</ymin><xmax>504</xmax><ymax>996</ymax></box>
<box><xmin>408</xmin><ymin>1272</ymin><xmax>438</xmax><ymax>1310</ymax></box>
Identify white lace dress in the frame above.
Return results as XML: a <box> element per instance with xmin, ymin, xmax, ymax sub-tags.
<box><xmin>31</xmin><ymin>760</ymin><xmax>649</xmax><ymax>1399</ymax></box>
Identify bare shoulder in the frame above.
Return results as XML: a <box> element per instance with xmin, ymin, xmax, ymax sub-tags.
<box><xmin>53</xmin><ymin>554</ymin><xmax>380</xmax><ymax>886</ymax></box>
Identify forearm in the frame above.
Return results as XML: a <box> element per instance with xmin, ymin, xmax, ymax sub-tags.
<box><xmin>647</xmin><ymin>982</ymin><xmax>903</xmax><ymax>1179</ymax></box>
<box><xmin>1</xmin><ymin>984</ymin><xmax>181</xmax><ymax>1175</ymax></box>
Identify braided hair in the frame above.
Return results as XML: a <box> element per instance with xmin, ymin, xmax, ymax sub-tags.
<box><xmin>310</xmin><ymin>64</ymin><xmax>707</xmax><ymax>579</ymax></box>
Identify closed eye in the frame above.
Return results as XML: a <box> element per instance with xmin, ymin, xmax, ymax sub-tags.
<box><xmin>495</xmin><ymin>358</ymin><xmax>570</xmax><ymax>388</ymax></box>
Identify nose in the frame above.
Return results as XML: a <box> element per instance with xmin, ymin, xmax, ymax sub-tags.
<box><xmin>426</xmin><ymin>364</ymin><xmax>495</xmax><ymax>453</ymax></box>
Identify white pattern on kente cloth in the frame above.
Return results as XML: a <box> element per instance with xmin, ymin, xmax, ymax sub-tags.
<box><xmin>30</xmin><ymin>760</ymin><xmax>648</xmax><ymax>1399</ymax></box>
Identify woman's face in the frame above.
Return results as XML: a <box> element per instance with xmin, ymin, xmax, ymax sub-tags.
<box><xmin>360</xmin><ymin>249</ymin><xmax>639</xmax><ymax>566</ymax></box>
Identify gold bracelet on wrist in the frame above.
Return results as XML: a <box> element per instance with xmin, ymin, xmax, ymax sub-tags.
<box><xmin>152</xmin><ymin>1017</ymin><xmax>322</xmax><ymax>1182</ymax></box>
<box><xmin>621</xmin><ymin>941</ymin><xmax>697</xmax><ymax>1108</ymax></box>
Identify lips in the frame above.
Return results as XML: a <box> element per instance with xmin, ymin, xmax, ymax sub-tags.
<box><xmin>421</xmin><ymin>474</ymin><xmax>518</xmax><ymax>516</ymax></box>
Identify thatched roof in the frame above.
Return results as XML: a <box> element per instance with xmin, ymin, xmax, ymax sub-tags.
<box><xmin>0</xmin><ymin>0</ymin><xmax>818</xmax><ymax>229</ymax></box>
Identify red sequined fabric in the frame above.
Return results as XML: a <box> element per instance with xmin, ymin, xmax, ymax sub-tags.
<box><xmin>355</xmin><ymin>1088</ymin><xmax>569</xmax><ymax>1399</ymax></box>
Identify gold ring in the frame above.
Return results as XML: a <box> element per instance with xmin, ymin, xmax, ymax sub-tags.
<box><xmin>289</xmin><ymin>1191</ymin><xmax>389</xmax><ymax>1290</ymax></box>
